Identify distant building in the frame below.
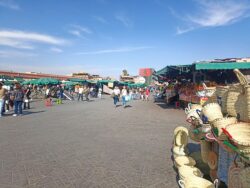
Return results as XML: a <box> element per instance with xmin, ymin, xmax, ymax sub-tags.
<box><xmin>120</xmin><ymin>75</ymin><xmax>134</xmax><ymax>83</ymax></box>
<box><xmin>91</xmin><ymin>74</ymin><xmax>103</xmax><ymax>81</ymax></box>
<box><xmin>0</xmin><ymin>70</ymin><xmax>70</xmax><ymax>80</ymax></box>
<box><xmin>71</xmin><ymin>72</ymin><xmax>91</xmax><ymax>80</ymax></box>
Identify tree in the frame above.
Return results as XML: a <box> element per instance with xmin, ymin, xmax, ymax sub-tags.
<box><xmin>122</xmin><ymin>69</ymin><xmax>129</xmax><ymax>76</ymax></box>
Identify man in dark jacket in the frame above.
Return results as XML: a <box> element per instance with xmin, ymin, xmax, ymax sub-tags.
<box><xmin>12</xmin><ymin>83</ymin><xmax>24</xmax><ymax>116</ymax></box>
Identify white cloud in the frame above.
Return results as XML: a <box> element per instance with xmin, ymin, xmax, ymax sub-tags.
<box><xmin>76</xmin><ymin>46</ymin><xmax>153</xmax><ymax>55</ymax></box>
<box><xmin>68</xmin><ymin>24</ymin><xmax>92</xmax><ymax>38</ymax></box>
<box><xmin>93</xmin><ymin>16</ymin><xmax>108</xmax><ymax>24</ymax></box>
<box><xmin>0</xmin><ymin>0</ymin><xmax>20</xmax><ymax>10</ymax></box>
<box><xmin>0</xmin><ymin>29</ymin><xmax>68</xmax><ymax>49</ymax></box>
<box><xmin>115</xmin><ymin>13</ymin><xmax>133</xmax><ymax>28</ymax></box>
<box><xmin>0</xmin><ymin>37</ymin><xmax>34</xmax><ymax>49</ymax></box>
<box><xmin>176</xmin><ymin>27</ymin><xmax>195</xmax><ymax>35</ymax></box>
<box><xmin>0</xmin><ymin>50</ymin><xmax>37</xmax><ymax>58</ymax></box>
<box><xmin>174</xmin><ymin>0</ymin><xmax>250</xmax><ymax>34</ymax></box>
<box><xmin>50</xmin><ymin>47</ymin><xmax>63</xmax><ymax>53</ymax></box>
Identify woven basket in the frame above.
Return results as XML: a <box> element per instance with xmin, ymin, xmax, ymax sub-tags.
<box><xmin>201</xmin><ymin>140</ymin><xmax>212</xmax><ymax>163</ymax></box>
<box><xmin>211</xmin><ymin>117</ymin><xmax>237</xmax><ymax>139</ymax></box>
<box><xmin>207</xmin><ymin>151</ymin><xmax>218</xmax><ymax>170</ymax></box>
<box><xmin>226</xmin><ymin>84</ymin><xmax>242</xmax><ymax>117</ymax></box>
<box><xmin>239</xmin><ymin>167</ymin><xmax>250</xmax><ymax>188</ymax></box>
<box><xmin>174</xmin><ymin>126</ymin><xmax>188</xmax><ymax>136</ymax></box>
<box><xmin>178</xmin><ymin>166</ymin><xmax>203</xmax><ymax>180</ymax></box>
<box><xmin>175</xmin><ymin>130</ymin><xmax>188</xmax><ymax>147</ymax></box>
<box><xmin>190</xmin><ymin>104</ymin><xmax>202</xmax><ymax>110</ymax></box>
<box><xmin>178</xmin><ymin>177</ymin><xmax>216</xmax><ymax>188</ymax></box>
<box><xmin>210</xmin><ymin>169</ymin><xmax>218</xmax><ymax>182</ymax></box>
<box><xmin>224</xmin><ymin>123</ymin><xmax>250</xmax><ymax>149</ymax></box>
<box><xmin>202</xmin><ymin>103</ymin><xmax>223</xmax><ymax>122</ymax></box>
<box><xmin>173</xmin><ymin>146</ymin><xmax>188</xmax><ymax>159</ymax></box>
<box><xmin>226</xmin><ymin>69</ymin><xmax>250</xmax><ymax>121</ymax></box>
<box><xmin>216</xmin><ymin>86</ymin><xmax>230</xmax><ymax>113</ymax></box>
<box><xmin>236</xmin><ymin>85</ymin><xmax>250</xmax><ymax>122</ymax></box>
<box><xmin>186</xmin><ymin>108</ymin><xmax>202</xmax><ymax>121</ymax></box>
<box><xmin>201</xmin><ymin>124</ymin><xmax>212</xmax><ymax>133</ymax></box>
<box><xmin>228</xmin><ymin>161</ymin><xmax>245</xmax><ymax>188</ymax></box>
<box><xmin>174</xmin><ymin>156</ymin><xmax>196</xmax><ymax>168</ymax></box>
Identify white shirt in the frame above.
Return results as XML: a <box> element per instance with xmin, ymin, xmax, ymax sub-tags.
<box><xmin>113</xmin><ymin>88</ymin><xmax>120</xmax><ymax>95</ymax></box>
<box><xmin>121</xmin><ymin>89</ymin><xmax>127</xmax><ymax>96</ymax></box>
<box><xmin>79</xmin><ymin>88</ymin><xmax>84</xmax><ymax>94</ymax></box>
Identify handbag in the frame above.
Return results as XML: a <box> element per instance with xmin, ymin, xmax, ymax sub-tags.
<box><xmin>125</xmin><ymin>95</ymin><xmax>130</xmax><ymax>101</ymax></box>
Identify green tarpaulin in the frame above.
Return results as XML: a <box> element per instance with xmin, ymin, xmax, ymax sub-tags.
<box><xmin>195</xmin><ymin>62</ymin><xmax>250</xmax><ymax>70</ymax></box>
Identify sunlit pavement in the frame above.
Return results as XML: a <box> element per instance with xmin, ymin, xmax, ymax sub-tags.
<box><xmin>0</xmin><ymin>96</ymin><xmax>186</xmax><ymax>188</ymax></box>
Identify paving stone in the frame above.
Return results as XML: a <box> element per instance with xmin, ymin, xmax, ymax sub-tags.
<box><xmin>0</xmin><ymin>97</ymin><xmax>186</xmax><ymax>187</ymax></box>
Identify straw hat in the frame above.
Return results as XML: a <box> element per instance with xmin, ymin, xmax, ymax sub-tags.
<box><xmin>174</xmin><ymin>156</ymin><xmax>196</xmax><ymax>168</ymax></box>
<box><xmin>207</xmin><ymin>151</ymin><xmax>218</xmax><ymax>170</ymax></box>
<box><xmin>178</xmin><ymin>166</ymin><xmax>203</xmax><ymax>180</ymax></box>
<box><xmin>225</xmin><ymin>123</ymin><xmax>250</xmax><ymax>147</ymax></box>
<box><xmin>202</xmin><ymin>103</ymin><xmax>223</xmax><ymax>122</ymax></box>
<box><xmin>211</xmin><ymin>117</ymin><xmax>237</xmax><ymax>139</ymax></box>
<box><xmin>178</xmin><ymin>176</ymin><xmax>216</xmax><ymax>188</ymax></box>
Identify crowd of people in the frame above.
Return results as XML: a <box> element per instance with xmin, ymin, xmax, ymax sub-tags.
<box><xmin>0</xmin><ymin>82</ymin><xmax>31</xmax><ymax>117</ymax></box>
<box><xmin>111</xmin><ymin>86</ymin><xmax>152</xmax><ymax>108</ymax></box>
<box><xmin>0</xmin><ymin>81</ymin><xmax>156</xmax><ymax>117</ymax></box>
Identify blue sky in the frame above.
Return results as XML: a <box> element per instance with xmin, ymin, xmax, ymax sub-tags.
<box><xmin>0</xmin><ymin>0</ymin><xmax>250</xmax><ymax>78</ymax></box>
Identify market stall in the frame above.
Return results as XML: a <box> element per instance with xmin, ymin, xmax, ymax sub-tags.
<box><xmin>172</xmin><ymin>69</ymin><xmax>250</xmax><ymax>188</ymax></box>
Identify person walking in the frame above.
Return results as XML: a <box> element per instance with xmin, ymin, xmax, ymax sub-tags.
<box><xmin>78</xmin><ymin>86</ymin><xmax>84</xmax><ymax>101</ymax></box>
<box><xmin>121</xmin><ymin>86</ymin><xmax>128</xmax><ymax>108</ymax></box>
<box><xmin>145</xmin><ymin>87</ymin><xmax>150</xmax><ymax>101</ymax></box>
<box><xmin>0</xmin><ymin>82</ymin><xmax>7</xmax><ymax>117</ymax></box>
<box><xmin>23</xmin><ymin>86</ymin><xmax>31</xmax><ymax>109</ymax></box>
<box><xmin>113</xmin><ymin>86</ymin><xmax>120</xmax><ymax>107</ymax></box>
<box><xmin>6</xmin><ymin>86</ymin><xmax>14</xmax><ymax>112</ymax></box>
<box><xmin>12</xmin><ymin>83</ymin><xmax>24</xmax><ymax>117</ymax></box>
<box><xmin>85</xmin><ymin>86</ymin><xmax>90</xmax><ymax>101</ymax></box>
<box><xmin>98</xmin><ymin>87</ymin><xmax>102</xmax><ymax>99</ymax></box>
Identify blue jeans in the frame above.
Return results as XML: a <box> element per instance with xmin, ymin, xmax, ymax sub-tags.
<box><xmin>122</xmin><ymin>96</ymin><xmax>126</xmax><ymax>106</ymax></box>
<box><xmin>113</xmin><ymin>96</ymin><xmax>119</xmax><ymax>105</ymax></box>
<box><xmin>14</xmin><ymin>101</ymin><xmax>23</xmax><ymax>115</ymax></box>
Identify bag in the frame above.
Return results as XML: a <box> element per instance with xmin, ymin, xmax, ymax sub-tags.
<box><xmin>111</xmin><ymin>93</ymin><xmax>115</xmax><ymax>98</ymax></box>
<box><xmin>125</xmin><ymin>95</ymin><xmax>130</xmax><ymax>101</ymax></box>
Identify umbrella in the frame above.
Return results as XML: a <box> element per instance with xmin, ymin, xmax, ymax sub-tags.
<box><xmin>36</xmin><ymin>78</ymin><xmax>60</xmax><ymax>85</ymax></box>
<box><xmin>22</xmin><ymin>79</ymin><xmax>38</xmax><ymax>85</ymax></box>
<box><xmin>64</xmin><ymin>81</ymin><xmax>80</xmax><ymax>86</ymax></box>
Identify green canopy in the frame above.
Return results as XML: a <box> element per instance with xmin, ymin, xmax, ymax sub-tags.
<box><xmin>195</xmin><ymin>62</ymin><xmax>250</xmax><ymax>70</ymax></box>
<box><xmin>0</xmin><ymin>75</ymin><xmax>14</xmax><ymax>80</ymax></box>
<box><xmin>35</xmin><ymin>78</ymin><xmax>60</xmax><ymax>85</ymax></box>
<box><xmin>63</xmin><ymin>81</ymin><xmax>81</xmax><ymax>86</ymax></box>
<box><xmin>3</xmin><ymin>80</ymin><xmax>14</xmax><ymax>86</ymax></box>
<box><xmin>14</xmin><ymin>77</ymin><xmax>24</xmax><ymax>82</ymax></box>
<box><xmin>22</xmin><ymin>79</ymin><xmax>39</xmax><ymax>85</ymax></box>
<box><xmin>97</xmin><ymin>80</ymin><xmax>115</xmax><ymax>84</ymax></box>
<box><xmin>128</xmin><ymin>83</ymin><xmax>146</xmax><ymax>88</ymax></box>
<box><xmin>68</xmin><ymin>78</ymin><xmax>86</xmax><ymax>82</ymax></box>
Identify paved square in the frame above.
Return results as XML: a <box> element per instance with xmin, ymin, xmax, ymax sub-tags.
<box><xmin>0</xmin><ymin>97</ymin><xmax>186</xmax><ymax>188</ymax></box>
